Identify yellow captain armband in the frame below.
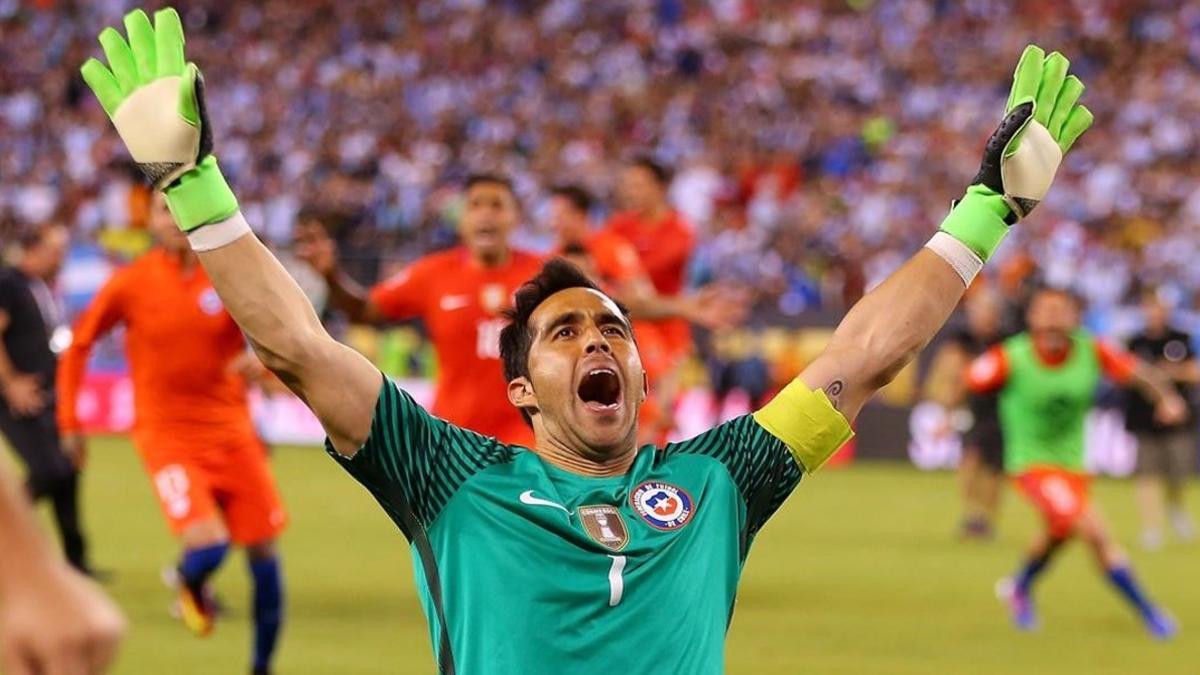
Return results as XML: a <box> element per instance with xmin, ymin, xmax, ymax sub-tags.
<box><xmin>752</xmin><ymin>379</ymin><xmax>854</xmax><ymax>474</ymax></box>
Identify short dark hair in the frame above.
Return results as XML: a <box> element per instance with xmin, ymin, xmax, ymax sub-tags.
<box><xmin>1030</xmin><ymin>284</ymin><xmax>1083</xmax><ymax>309</ymax></box>
<box><xmin>629</xmin><ymin>155</ymin><xmax>671</xmax><ymax>186</ymax></box>
<box><xmin>550</xmin><ymin>184</ymin><xmax>593</xmax><ymax>214</ymax></box>
<box><xmin>465</xmin><ymin>172</ymin><xmax>516</xmax><ymax>196</ymax></box>
<box><xmin>500</xmin><ymin>258</ymin><xmax>631</xmax><ymax>424</ymax></box>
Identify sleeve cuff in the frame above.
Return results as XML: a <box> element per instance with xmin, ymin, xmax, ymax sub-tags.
<box><xmin>752</xmin><ymin>379</ymin><xmax>854</xmax><ymax>473</ymax></box>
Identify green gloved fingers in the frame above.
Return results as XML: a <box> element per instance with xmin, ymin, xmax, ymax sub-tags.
<box><xmin>1047</xmin><ymin>75</ymin><xmax>1084</xmax><ymax>139</ymax></box>
<box><xmin>1032</xmin><ymin>51</ymin><xmax>1069</xmax><ymax>129</ymax></box>
<box><xmin>1058</xmin><ymin>105</ymin><xmax>1093</xmax><ymax>154</ymax></box>
<box><xmin>124</xmin><ymin>9</ymin><xmax>157</xmax><ymax>86</ymax></box>
<box><xmin>1006</xmin><ymin>45</ymin><xmax>1043</xmax><ymax>112</ymax></box>
<box><xmin>80</xmin><ymin>58</ymin><xmax>123</xmax><ymax>116</ymax></box>
<box><xmin>154</xmin><ymin>8</ymin><xmax>187</xmax><ymax>77</ymax></box>
<box><xmin>81</xmin><ymin>7</ymin><xmax>228</xmax><ymax>202</ymax></box>
<box><xmin>940</xmin><ymin>44</ymin><xmax>1093</xmax><ymax>262</ymax></box>
<box><xmin>98</xmin><ymin>27</ymin><xmax>137</xmax><ymax>97</ymax></box>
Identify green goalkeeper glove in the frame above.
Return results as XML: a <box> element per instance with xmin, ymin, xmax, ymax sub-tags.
<box><xmin>80</xmin><ymin>7</ymin><xmax>237</xmax><ymax>233</ymax></box>
<box><xmin>939</xmin><ymin>45</ymin><xmax>1094</xmax><ymax>262</ymax></box>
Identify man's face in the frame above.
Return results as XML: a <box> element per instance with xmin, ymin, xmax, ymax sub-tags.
<box><xmin>149</xmin><ymin>194</ymin><xmax>189</xmax><ymax>253</ymax></box>
<box><xmin>618</xmin><ymin>165</ymin><xmax>663</xmax><ymax>213</ymax></box>
<box><xmin>30</xmin><ymin>226</ymin><xmax>69</xmax><ymax>280</ymax></box>
<box><xmin>518</xmin><ymin>288</ymin><xmax>645</xmax><ymax>455</ymax></box>
<box><xmin>549</xmin><ymin>195</ymin><xmax>588</xmax><ymax>242</ymax></box>
<box><xmin>966</xmin><ymin>291</ymin><xmax>1000</xmax><ymax>336</ymax></box>
<box><xmin>460</xmin><ymin>182</ymin><xmax>518</xmax><ymax>262</ymax></box>
<box><xmin>1026</xmin><ymin>291</ymin><xmax>1080</xmax><ymax>341</ymax></box>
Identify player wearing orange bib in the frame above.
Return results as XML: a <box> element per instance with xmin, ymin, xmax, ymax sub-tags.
<box><xmin>297</xmin><ymin>175</ymin><xmax>543</xmax><ymax>446</ymax></box>
<box><xmin>58</xmin><ymin>196</ymin><xmax>285</xmax><ymax>674</ymax></box>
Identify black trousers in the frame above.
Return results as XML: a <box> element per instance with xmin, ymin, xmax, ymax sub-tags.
<box><xmin>0</xmin><ymin>397</ymin><xmax>89</xmax><ymax>571</ymax></box>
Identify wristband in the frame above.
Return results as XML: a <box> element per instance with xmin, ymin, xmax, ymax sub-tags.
<box><xmin>937</xmin><ymin>184</ymin><xmax>1012</xmax><ymax>261</ymax></box>
<box><xmin>925</xmin><ymin>232</ymin><xmax>984</xmax><ymax>286</ymax></box>
<box><xmin>187</xmin><ymin>212</ymin><xmax>253</xmax><ymax>252</ymax></box>
<box><xmin>164</xmin><ymin>156</ymin><xmax>239</xmax><ymax>232</ymax></box>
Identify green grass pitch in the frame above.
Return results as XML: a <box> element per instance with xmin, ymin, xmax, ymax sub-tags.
<box><xmin>28</xmin><ymin>436</ymin><xmax>1200</xmax><ymax>673</ymax></box>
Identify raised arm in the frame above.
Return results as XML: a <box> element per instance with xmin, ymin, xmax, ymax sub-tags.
<box><xmin>80</xmin><ymin>8</ymin><xmax>379</xmax><ymax>455</ymax></box>
<box><xmin>797</xmin><ymin>46</ymin><xmax>1092</xmax><ymax>421</ymax></box>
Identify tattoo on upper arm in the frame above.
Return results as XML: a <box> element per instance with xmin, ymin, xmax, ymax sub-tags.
<box><xmin>824</xmin><ymin>380</ymin><xmax>845</xmax><ymax>410</ymax></box>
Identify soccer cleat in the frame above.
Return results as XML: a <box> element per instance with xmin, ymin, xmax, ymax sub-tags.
<box><xmin>177</xmin><ymin>580</ymin><xmax>217</xmax><ymax>637</ymax></box>
<box><xmin>1144</xmin><ymin>609</ymin><xmax>1178</xmax><ymax>641</ymax></box>
<box><xmin>995</xmin><ymin>577</ymin><xmax>1038</xmax><ymax>631</ymax></box>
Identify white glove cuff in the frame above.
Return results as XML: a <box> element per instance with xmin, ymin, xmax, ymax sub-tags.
<box><xmin>926</xmin><ymin>232</ymin><xmax>984</xmax><ymax>286</ymax></box>
<box><xmin>187</xmin><ymin>211</ymin><xmax>253</xmax><ymax>251</ymax></box>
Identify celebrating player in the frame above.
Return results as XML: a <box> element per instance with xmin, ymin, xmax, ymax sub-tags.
<box><xmin>81</xmin><ymin>11</ymin><xmax>1091</xmax><ymax>671</ymax></box>
<box><xmin>549</xmin><ymin>184</ymin><xmax>743</xmax><ymax>442</ymax></box>
<box><xmin>968</xmin><ymin>288</ymin><xmax>1184</xmax><ymax>638</ymax></box>
<box><xmin>57</xmin><ymin>195</ymin><xmax>286</xmax><ymax>674</ymax></box>
<box><xmin>294</xmin><ymin>175</ymin><xmax>543</xmax><ymax>446</ymax></box>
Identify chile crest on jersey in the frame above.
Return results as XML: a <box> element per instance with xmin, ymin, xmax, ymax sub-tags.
<box><xmin>630</xmin><ymin>481</ymin><xmax>695</xmax><ymax>531</ymax></box>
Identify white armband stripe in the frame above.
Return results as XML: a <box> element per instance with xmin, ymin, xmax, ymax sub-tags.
<box><xmin>926</xmin><ymin>231</ymin><xmax>984</xmax><ymax>286</ymax></box>
<box><xmin>187</xmin><ymin>212</ymin><xmax>253</xmax><ymax>251</ymax></box>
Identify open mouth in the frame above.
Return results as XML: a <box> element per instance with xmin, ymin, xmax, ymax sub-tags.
<box><xmin>577</xmin><ymin>367</ymin><xmax>622</xmax><ymax>411</ymax></box>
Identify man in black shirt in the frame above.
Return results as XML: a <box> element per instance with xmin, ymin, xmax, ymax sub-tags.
<box><xmin>0</xmin><ymin>223</ymin><xmax>91</xmax><ymax>572</ymax></box>
<box><xmin>1125</xmin><ymin>292</ymin><xmax>1198</xmax><ymax>550</ymax></box>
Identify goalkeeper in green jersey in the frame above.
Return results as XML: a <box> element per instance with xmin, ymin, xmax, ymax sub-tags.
<box><xmin>81</xmin><ymin>9</ymin><xmax>1092</xmax><ymax>673</ymax></box>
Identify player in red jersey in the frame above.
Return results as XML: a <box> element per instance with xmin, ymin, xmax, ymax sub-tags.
<box><xmin>601</xmin><ymin>158</ymin><xmax>720</xmax><ymax>435</ymax></box>
<box><xmin>296</xmin><ymin>175</ymin><xmax>543</xmax><ymax>446</ymax></box>
<box><xmin>58</xmin><ymin>196</ymin><xmax>285</xmax><ymax>675</ymax></box>
<box><xmin>550</xmin><ymin>184</ymin><xmax>743</xmax><ymax>442</ymax></box>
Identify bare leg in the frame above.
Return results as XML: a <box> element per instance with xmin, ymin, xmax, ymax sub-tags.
<box><xmin>1077</xmin><ymin>504</ymin><xmax>1174</xmax><ymax>637</ymax></box>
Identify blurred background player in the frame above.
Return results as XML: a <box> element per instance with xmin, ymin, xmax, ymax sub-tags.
<box><xmin>0</xmin><ymin>461</ymin><xmax>124</xmax><ymax>675</ymax></box>
<box><xmin>969</xmin><ymin>287</ymin><xmax>1184</xmax><ymax>638</ymax></box>
<box><xmin>1124</xmin><ymin>290</ymin><xmax>1198</xmax><ymax>550</ymax></box>
<box><xmin>603</xmin><ymin>157</ymin><xmax>699</xmax><ymax>437</ymax></box>
<box><xmin>935</xmin><ymin>288</ymin><xmax>1010</xmax><ymax>539</ymax></box>
<box><xmin>549</xmin><ymin>184</ymin><xmax>744</xmax><ymax>442</ymax></box>
<box><xmin>295</xmin><ymin>174</ymin><xmax>543</xmax><ymax>446</ymax></box>
<box><xmin>0</xmin><ymin>223</ymin><xmax>93</xmax><ymax>574</ymax></box>
<box><xmin>57</xmin><ymin>196</ymin><xmax>286</xmax><ymax>675</ymax></box>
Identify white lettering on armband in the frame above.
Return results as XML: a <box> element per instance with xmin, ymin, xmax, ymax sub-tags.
<box><xmin>186</xmin><ymin>212</ymin><xmax>253</xmax><ymax>252</ymax></box>
<box><xmin>925</xmin><ymin>231</ymin><xmax>984</xmax><ymax>286</ymax></box>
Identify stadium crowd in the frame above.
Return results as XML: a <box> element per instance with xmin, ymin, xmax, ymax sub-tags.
<box><xmin>3</xmin><ymin>0</ymin><xmax>1200</xmax><ymax>322</ymax></box>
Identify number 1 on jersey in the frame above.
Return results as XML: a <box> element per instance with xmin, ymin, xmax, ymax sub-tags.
<box><xmin>607</xmin><ymin>555</ymin><xmax>626</xmax><ymax>607</ymax></box>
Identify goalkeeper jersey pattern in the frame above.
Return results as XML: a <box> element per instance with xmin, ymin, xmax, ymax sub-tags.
<box><xmin>329</xmin><ymin>378</ymin><xmax>809</xmax><ymax>675</ymax></box>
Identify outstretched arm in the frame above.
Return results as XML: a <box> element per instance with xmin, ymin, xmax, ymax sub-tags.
<box><xmin>762</xmin><ymin>46</ymin><xmax>1092</xmax><ymax>469</ymax></box>
<box><xmin>80</xmin><ymin>8</ymin><xmax>379</xmax><ymax>455</ymax></box>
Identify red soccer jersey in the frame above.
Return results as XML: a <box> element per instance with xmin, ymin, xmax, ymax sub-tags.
<box><xmin>369</xmin><ymin>247</ymin><xmax>543</xmax><ymax>445</ymax></box>
<box><xmin>58</xmin><ymin>249</ymin><xmax>256</xmax><ymax>444</ymax></box>
<box><xmin>605</xmin><ymin>210</ymin><xmax>696</xmax><ymax>361</ymax></box>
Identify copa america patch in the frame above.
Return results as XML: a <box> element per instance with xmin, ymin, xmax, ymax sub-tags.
<box><xmin>630</xmin><ymin>482</ymin><xmax>695</xmax><ymax>531</ymax></box>
<box><xmin>198</xmin><ymin>287</ymin><xmax>224</xmax><ymax>315</ymax></box>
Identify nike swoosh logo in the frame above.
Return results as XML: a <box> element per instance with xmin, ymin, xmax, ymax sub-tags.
<box><xmin>439</xmin><ymin>295</ymin><xmax>471</xmax><ymax>311</ymax></box>
<box><xmin>519</xmin><ymin>490</ymin><xmax>570</xmax><ymax>514</ymax></box>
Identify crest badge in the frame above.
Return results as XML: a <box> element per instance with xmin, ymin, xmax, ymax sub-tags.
<box><xmin>630</xmin><ymin>481</ymin><xmax>695</xmax><ymax>531</ymax></box>
<box><xmin>578</xmin><ymin>504</ymin><xmax>630</xmax><ymax>551</ymax></box>
<box><xmin>481</xmin><ymin>283</ymin><xmax>507</xmax><ymax>314</ymax></box>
